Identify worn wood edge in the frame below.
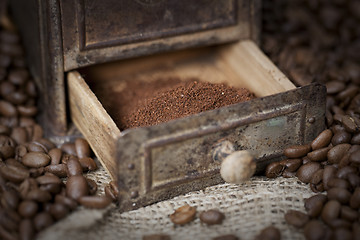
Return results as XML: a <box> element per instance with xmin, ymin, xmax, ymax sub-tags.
<box><xmin>217</xmin><ymin>40</ymin><xmax>296</xmax><ymax>97</ymax></box>
<box><xmin>67</xmin><ymin>71</ymin><xmax>120</xmax><ymax>179</ymax></box>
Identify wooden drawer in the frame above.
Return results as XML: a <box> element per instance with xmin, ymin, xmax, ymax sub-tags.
<box><xmin>68</xmin><ymin>40</ymin><xmax>326</xmax><ymax>212</ymax></box>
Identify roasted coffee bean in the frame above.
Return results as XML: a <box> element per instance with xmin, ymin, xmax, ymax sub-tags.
<box><xmin>199</xmin><ymin>209</ymin><xmax>225</xmax><ymax>225</ymax></box>
<box><xmin>22</xmin><ymin>152</ymin><xmax>50</xmax><ymax>168</ymax></box>
<box><xmin>48</xmin><ymin>148</ymin><xmax>62</xmax><ymax>165</ymax></box>
<box><xmin>66</xmin><ymin>156</ymin><xmax>83</xmax><ymax>176</ymax></box>
<box><xmin>340</xmin><ymin>205</ymin><xmax>358</xmax><ymax>222</ymax></box>
<box><xmin>33</xmin><ymin>212</ymin><xmax>53</xmax><ymax>231</ymax></box>
<box><xmin>212</xmin><ymin>235</ymin><xmax>238</xmax><ymax>240</ymax></box>
<box><xmin>327</xmin><ymin>143</ymin><xmax>351</xmax><ymax>164</ymax></box>
<box><xmin>284</xmin><ymin>210</ymin><xmax>309</xmax><ymax>228</ymax></box>
<box><xmin>104</xmin><ymin>185</ymin><xmax>117</xmax><ymax>202</ymax></box>
<box><xmin>19</xmin><ymin>178</ymin><xmax>38</xmax><ymax>199</ymax></box>
<box><xmin>326</xmin><ymin>81</ymin><xmax>346</xmax><ymax>94</ymax></box>
<box><xmin>336</xmin><ymin>166</ymin><xmax>357</xmax><ymax>179</ymax></box>
<box><xmin>282</xmin><ymin>169</ymin><xmax>297</xmax><ymax>178</ymax></box>
<box><xmin>0</xmin><ymin>100</ymin><xmax>17</xmax><ymax>117</ymax></box>
<box><xmin>109</xmin><ymin>180</ymin><xmax>119</xmax><ymax>197</ymax></box>
<box><xmin>328</xmin><ymin>178</ymin><xmax>350</xmax><ymax>189</ymax></box>
<box><xmin>44</xmin><ymin>164</ymin><xmax>67</xmax><ymax>178</ymax></box>
<box><xmin>6</xmin><ymin>91</ymin><xmax>27</xmax><ymax>105</ymax></box>
<box><xmin>36</xmin><ymin>173</ymin><xmax>62</xmax><ymax>185</ymax></box>
<box><xmin>332</xmin><ymin>131</ymin><xmax>352</xmax><ymax>145</ymax></box>
<box><xmin>304</xmin><ymin>220</ymin><xmax>326</xmax><ymax>240</ymax></box>
<box><xmin>307</xmin><ymin>147</ymin><xmax>331</xmax><ymax>162</ymax></box>
<box><xmin>350</xmin><ymin>187</ymin><xmax>360</xmax><ymax>209</ymax></box>
<box><xmin>66</xmin><ymin>175</ymin><xmax>89</xmax><ymax>200</ymax></box>
<box><xmin>1</xmin><ymin>189</ymin><xmax>20</xmax><ymax>209</ymax></box>
<box><xmin>79</xmin><ymin>157</ymin><xmax>97</xmax><ymax>171</ymax></box>
<box><xmin>327</xmin><ymin>187</ymin><xmax>351</xmax><ymax>204</ymax></box>
<box><xmin>39</xmin><ymin>183</ymin><xmax>61</xmax><ymax>194</ymax></box>
<box><xmin>353</xmin><ymin>222</ymin><xmax>360</xmax><ymax>240</ymax></box>
<box><xmin>0</xmin><ymin>164</ymin><xmax>29</xmax><ymax>183</ymax></box>
<box><xmin>15</xmin><ymin>145</ymin><xmax>28</xmax><ymax>161</ymax></box>
<box><xmin>296</xmin><ymin>162</ymin><xmax>321</xmax><ymax>183</ymax></box>
<box><xmin>347</xmin><ymin>173</ymin><xmax>360</xmax><ymax>188</ymax></box>
<box><xmin>10</xmin><ymin>127</ymin><xmax>28</xmax><ymax>145</ymax></box>
<box><xmin>17</xmin><ymin>105</ymin><xmax>37</xmax><ymax>118</ymax></box>
<box><xmin>304</xmin><ymin>194</ymin><xmax>327</xmax><ymax>218</ymax></box>
<box><xmin>29</xmin><ymin>167</ymin><xmax>44</xmax><ymax>178</ymax></box>
<box><xmin>49</xmin><ymin>203</ymin><xmax>69</xmax><ymax>220</ymax></box>
<box><xmin>284</xmin><ymin>144</ymin><xmax>311</xmax><ymax>158</ymax></box>
<box><xmin>255</xmin><ymin>226</ymin><xmax>281</xmax><ymax>240</ymax></box>
<box><xmin>142</xmin><ymin>234</ymin><xmax>171</xmax><ymax>240</ymax></box>
<box><xmin>27</xmin><ymin>142</ymin><xmax>46</xmax><ymax>153</ymax></box>
<box><xmin>26</xmin><ymin>188</ymin><xmax>52</xmax><ymax>202</ymax></box>
<box><xmin>61</xmin><ymin>142</ymin><xmax>76</xmax><ymax>156</ymax></box>
<box><xmin>0</xmin><ymin>209</ymin><xmax>19</xmax><ymax>232</ymax></box>
<box><xmin>349</xmin><ymin>149</ymin><xmax>360</xmax><ymax>165</ymax></box>
<box><xmin>169</xmin><ymin>204</ymin><xmax>196</xmax><ymax>225</ymax></box>
<box><xmin>55</xmin><ymin>194</ymin><xmax>78</xmax><ymax>211</ymax></box>
<box><xmin>332</xmin><ymin>228</ymin><xmax>352</xmax><ymax>240</ymax></box>
<box><xmin>19</xmin><ymin>219</ymin><xmax>35</xmax><ymax>240</ymax></box>
<box><xmin>351</xmin><ymin>132</ymin><xmax>360</xmax><ymax>144</ymax></box>
<box><xmin>279</xmin><ymin>158</ymin><xmax>302</xmax><ymax>172</ymax></box>
<box><xmin>78</xmin><ymin>195</ymin><xmax>112</xmax><ymax>209</ymax></box>
<box><xmin>310</xmin><ymin>169</ymin><xmax>324</xmax><ymax>185</ymax></box>
<box><xmin>75</xmin><ymin>138</ymin><xmax>91</xmax><ymax>158</ymax></box>
<box><xmin>86</xmin><ymin>178</ymin><xmax>97</xmax><ymax>195</ymax></box>
<box><xmin>311</xmin><ymin>129</ymin><xmax>333</xmax><ymax>150</ymax></box>
<box><xmin>342</xmin><ymin>115</ymin><xmax>360</xmax><ymax>133</ymax></box>
<box><xmin>265</xmin><ymin>161</ymin><xmax>284</xmax><ymax>178</ymax></box>
<box><xmin>321</xmin><ymin>200</ymin><xmax>341</xmax><ymax>225</ymax></box>
<box><xmin>18</xmin><ymin>200</ymin><xmax>38</xmax><ymax>218</ymax></box>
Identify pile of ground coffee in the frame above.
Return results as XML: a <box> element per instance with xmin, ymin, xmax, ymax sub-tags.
<box><xmin>103</xmin><ymin>78</ymin><xmax>255</xmax><ymax>130</ymax></box>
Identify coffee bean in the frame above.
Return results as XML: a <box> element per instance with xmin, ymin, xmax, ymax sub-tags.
<box><xmin>19</xmin><ymin>219</ymin><xmax>35</xmax><ymax>240</ymax></box>
<box><xmin>66</xmin><ymin>175</ymin><xmax>89</xmax><ymax>200</ymax></box>
<box><xmin>104</xmin><ymin>185</ymin><xmax>117</xmax><ymax>202</ymax></box>
<box><xmin>36</xmin><ymin>174</ymin><xmax>62</xmax><ymax>185</ymax></box>
<box><xmin>336</xmin><ymin>166</ymin><xmax>357</xmax><ymax>179</ymax></box>
<box><xmin>327</xmin><ymin>187</ymin><xmax>351</xmax><ymax>204</ymax></box>
<box><xmin>350</xmin><ymin>187</ymin><xmax>360</xmax><ymax>209</ymax></box>
<box><xmin>265</xmin><ymin>161</ymin><xmax>284</xmax><ymax>178</ymax></box>
<box><xmin>39</xmin><ymin>183</ymin><xmax>61</xmax><ymax>195</ymax></box>
<box><xmin>212</xmin><ymin>235</ymin><xmax>238</xmax><ymax>240</ymax></box>
<box><xmin>61</xmin><ymin>142</ymin><xmax>76</xmax><ymax>156</ymax></box>
<box><xmin>6</xmin><ymin>91</ymin><xmax>27</xmax><ymax>105</ymax></box>
<box><xmin>78</xmin><ymin>195</ymin><xmax>112</xmax><ymax>209</ymax></box>
<box><xmin>66</xmin><ymin>156</ymin><xmax>82</xmax><ymax>176</ymax></box>
<box><xmin>279</xmin><ymin>158</ymin><xmax>302</xmax><ymax>172</ymax></box>
<box><xmin>282</xmin><ymin>169</ymin><xmax>297</xmax><ymax>178</ymax></box>
<box><xmin>17</xmin><ymin>105</ymin><xmax>37</xmax><ymax>118</ymax></box>
<box><xmin>327</xmin><ymin>178</ymin><xmax>350</xmax><ymax>190</ymax></box>
<box><xmin>347</xmin><ymin>173</ymin><xmax>360</xmax><ymax>188</ymax></box>
<box><xmin>142</xmin><ymin>234</ymin><xmax>171</xmax><ymax>240</ymax></box>
<box><xmin>340</xmin><ymin>205</ymin><xmax>358</xmax><ymax>222</ymax></box>
<box><xmin>321</xmin><ymin>200</ymin><xmax>341</xmax><ymax>223</ymax></box>
<box><xmin>353</xmin><ymin>222</ymin><xmax>360</xmax><ymax>240</ymax></box>
<box><xmin>332</xmin><ymin>131</ymin><xmax>352</xmax><ymax>145</ymax></box>
<box><xmin>49</xmin><ymin>203</ymin><xmax>69</xmax><ymax>220</ymax></box>
<box><xmin>326</xmin><ymin>81</ymin><xmax>346</xmax><ymax>94</ymax></box>
<box><xmin>310</xmin><ymin>169</ymin><xmax>324</xmax><ymax>185</ymax></box>
<box><xmin>19</xmin><ymin>178</ymin><xmax>38</xmax><ymax>199</ymax></box>
<box><xmin>255</xmin><ymin>226</ymin><xmax>281</xmax><ymax>240</ymax></box>
<box><xmin>349</xmin><ymin>149</ymin><xmax>360</xmax><ymax>165</ymax></box>
<box><xmin>296</xmin><ymin>162</ymin><xmax>321</xmax><ymax>183</ymax></box>
<box><xmin>29</xmin><ymin>167</ymin><xmax>45</xmax><ymax>178</ymax></box>
<box><xmin>48</xmin><ymin>148</ymin><xmax>62</xmax><ymax>165</ymax></box>
<box><xmin>304</xmin><ymin>194</ymin><xmax>327</xmax><ymax>218</ymax></box>
<box><xmin>342</xmin><ymin>115</ymin><xmax>359</xmax><ymax>133</ymax></box>
<box><xmin>304</xmin><ymin>220</ymin><xmax>326</xmax><ymax>240</ymax></box>
<box><xmin>27</xmin><ymin>142</ymin><xmax>47</xmax><ymax>153</ymax></box>
<box><xmin>169</xmin><ymin>204</ymin><xmax>196</xmax><ymax>225</ymax></box>
<box><xmin>33</xmin><ymin>212</ymin><xmax>53</xmax><ymax>231</ymax></box>
<box><xmin>284</xmin><ymin>144</ymin><xmax>311</xmax><ymax>158</ymax></box>
<box><xmin>311</xmin><ymin>129</ymin><xmax>333</xmax><ymax>150</ymax></box>
<box><xmin>332</xmin><ymin>228</ymin><xmax>352</xmax><ymax>240</ymax></box>
<box><xmin>0</xmin><ymin>209</ymin><xmax>19</xmax><ymax>232</ymax></box>
<box><xmin>0</xmin><ymin>100</ymin><xmax>17</xmax><ymax>117</ymax></box>
<box><xmin>18</xmin><ymin>200</ymin><xmax>38</xmax><ymax>218</ymax></box>
<box><xmin>199</xmin><ymin>209</ymin><xmax>225</xmax><ymax>225</ymax></box>
<box><xmin>327</xmin><ymin>143</ymin><xmax>351</xmax><ymax>164</ymax></box>
<box><xmin>284</xmin><ymin>210</ymin><xmax>309</xmax><ymax>228</ymax></box>
<box><xmin>109</xmin><ymin>180</ymin><xmax>119</xmax><ymax>197</ymax></box>
<box><xmin>1</xmin><ymin>189</ymin><xmax>20</xmax><ymax>210</ymax></box>
<box><xmin>22</xmin><ymin>152</ymin><xmax>50</xmax><ymax>168</ymax></box>
<box><xmin>26</xmin><ymin>189</ymin><xmax>52</xmax><ymax>202</ymax></box>
<box><xmin>79</xmin><ymin>157</ymin><xmax>97</xmax><ymax>171</ymax></box>
<box><xmin>86</xmin><ymin>178</ymin><xmax>97</xmax><ymax>195</ymax></box>
<box><xmin>44</xmin><ymin>164</ymin><xmax>67</xmax><ymax>178</ymax></box>
<box><xmin>10</xmin><ymin>127</ymin><xmax>28</xmax><ymax>145</ymax></box>
<box><xmin>55</xmin><ymin>194</ymin><xmax>78</xmax><ymax>211</ymax></box>
<box><xmin>0</xmin><ymin>164</ymin><xmax>29</xmax><ymax>183</ymax></box>
<box><xmin>75</xmin><ymin>138</ymin><xmax>91</xmax><ymax>158</ymax></box>
<box><xmin>308</xmin><ymin>147</ymin><xmax>331</xmax><ymax>162</ymax></box>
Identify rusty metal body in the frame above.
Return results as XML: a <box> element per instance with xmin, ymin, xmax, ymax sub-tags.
<box><xmin>9</xmin><ymin>0</ymin><xmax>260</xmax><ymax>136</ymax></box>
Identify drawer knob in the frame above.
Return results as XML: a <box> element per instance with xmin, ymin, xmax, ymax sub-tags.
<box><xmin>213</xmin><ymin>141</ymin><xmax>256</xmax><ymax>184</ymax></box>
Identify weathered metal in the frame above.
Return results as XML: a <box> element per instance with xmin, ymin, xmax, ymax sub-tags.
<box><xmin>116</xmin><ymin>83</ymin><xmax>326</xmax><ymax>212</ymax></box>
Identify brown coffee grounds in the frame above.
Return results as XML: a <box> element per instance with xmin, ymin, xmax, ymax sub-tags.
<box><xmin>91</xmin><ymin>78</ymin><xmax>255</xmax><ymax>130</ymax></box>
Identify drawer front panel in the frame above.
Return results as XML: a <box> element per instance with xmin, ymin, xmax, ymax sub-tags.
<box><xmin>116</xmin><ymin>83</ymin><xmax>326</xmax><ymax>212</ymax></box>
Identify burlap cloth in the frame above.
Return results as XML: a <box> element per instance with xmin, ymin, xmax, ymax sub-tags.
<box><xmin>37</xmin><ymin>162</ymin><xmax>314</xmax><ymax>240</ymax></box>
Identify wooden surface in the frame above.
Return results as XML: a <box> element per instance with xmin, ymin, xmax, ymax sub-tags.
<box><xmin>68</xmin><ymin>71</ymin><xmax>120</xmax><ymax>179</ymax></box>
<box><xmin>70</xmin><ymin>40</ymin><xmax>296</xmax><ymax>180</ymax></box>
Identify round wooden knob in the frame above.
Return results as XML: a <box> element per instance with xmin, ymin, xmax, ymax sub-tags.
<box><xmin>220</xmin><ymin>150</ymin><xmax>256</xmax><ymax>184</ymax></box>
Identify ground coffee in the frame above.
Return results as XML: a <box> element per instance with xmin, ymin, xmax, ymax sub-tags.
<box><xmin>93</xmin><ymin>78</ymin><xmax>255</xmax><ymax>130</ymax></box>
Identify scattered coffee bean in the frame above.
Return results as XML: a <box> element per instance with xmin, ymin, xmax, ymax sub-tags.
<box><xmin>279</xmin><ymin>158</ymin><xmax>302</xmax><ymax>172</ymax></box>
<box><xmin>169</xmin><ymin>204</ymin><xmax>196</xmax><ymax>225</ymax></box>
<box><xmin>311</xmin><ymin>129</ymin><xmax>333</xmax><ymax>150</ymax></box>
<box><xmin>303</xmin><ymin>220</ymin><xmax>326</xmax><ymax>240</ymax></box>
<box><xmin>75</xmin><ymin>138</ymin><xmax>91</xmax><ymax>158</ymax></box>
<box><xmin>79</xmin><ymin>157</ymin><xmax>97</xmax><ymax>171</ymax></box>
<box><xmin>284</xmin><ymin>144</ymin><xmax>311</xmax><ymax>158</ymax></box>
<box><xmin>66</xmin><ymin>175</ymin><xmax>89</xmax><ymax>200</ymax></box>
<box><xmin>22</xmin><ymin>152</ymin><xmax>50</xmax><ymax>168</ymax></box>
<box><xmin>33</xmin><ymin>212</ymin><xmax>53</xmax><ymax>231</ymax></box>
<box><xmin>304</xmin><ymin>194</ymin><xmax>327</xmax><ymax>218</ymax></box>
<box><xmin>78</xmin><ymin>195</ymin><xmax>112</xmax><ymax>209</ymax></box>
<box><xmin>327</xmin><ymin>143</ymin><xmax>351</xmax><ymax>164</ymax></box>
<box><xmin>199</xmin><ymin>209</ymin><xmax>225</xmax><ymax>225</ymax></box>
<box><xmin>296</xmin><ymin>162</ymin><xmax>321</xmax><ymax>183</ymax></box>
<box><xmin>18</xmin><ymin>200</ymin><xmax>38</xmax><ymax>218</ymax></box>
<box><xmin>307</xmin><ymin>147</ymin><xmax>331</xmax><ymax>162</ymax></box>
<box><xmin>265</xmin><ymin>161</ymin><xmax>284</xmax><ymax>178</ymax></box>
<box><xmin>66</xmin><ymin>156</ymin><xmax>82</xmax><ymax>176</ymax></box>
<box><xmin>284</xmin><ymin>210</ymin><xmax>309</xmax><ymax>228</ymax></box>
<box><xmin>255</xmin><ymin>226</ymin><xmax>281</xmax><ymax>240</ymax></box>
<box><xmin>19</xmin><ymin>219</ymin><xmax>35</xmax><ymax>240</ymax></box>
